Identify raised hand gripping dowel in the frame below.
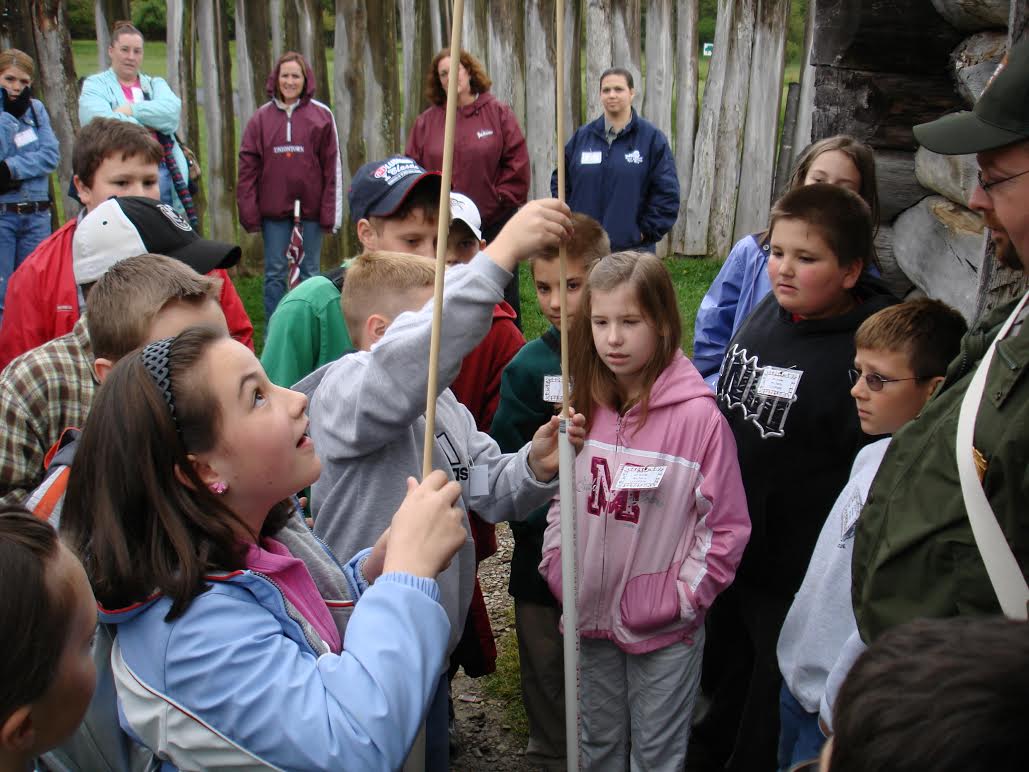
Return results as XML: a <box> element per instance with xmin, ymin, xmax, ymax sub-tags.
<box><xmin>555</xmin><ymin>0</ymin><xmax>581</xmax><ymax>768</ymax></box>
<box><xmin>409</xmin><ymin>3</ymin><xmax>465</xmax><ymax>771</ymax></box>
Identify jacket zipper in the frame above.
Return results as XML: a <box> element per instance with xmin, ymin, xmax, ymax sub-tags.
<box><xmin>595</xmin><ymin>415</ymin><xmax>623</xmax><ymax>630</ymax></box>
<box><xmin>250</xmin><ymin>569</ymin><xmax>324</xmax><ymax>654</ymax></box>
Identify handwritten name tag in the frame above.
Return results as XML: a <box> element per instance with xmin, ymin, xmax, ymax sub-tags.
<box><xmin>581</xmin><ymin>151</ymin><xmax>602</xmax><ymax>165</ymax></box>
<box><xmin>13</xmin><ymin>128</ymin><xmax>36</xmax><ymax>148</ymax></box>
<box><xmin>756</xmin><ymin>367</ymin><xmax>803</xmax><ymax>400</ymax></box>
<box><xmin>614</xmin><ymin>465</ymin><xmax>666</xmax><ymax>490</ymax></box>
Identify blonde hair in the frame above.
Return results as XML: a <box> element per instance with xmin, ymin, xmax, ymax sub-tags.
<box><xmin>570</xmin><ymin>251</ymin><xmax>682</xmax><ymax>430</ymax></box>
<box><xmin>86</xmin><ymin>253</ymin><xmax>221</xmax><ymax>361</ymax></box>
<box><xmin>0</xmin><ymin>49</ymin><xmax>34</xmax><ymax>80</ymax></box>
<box><xmin>341</xmin><ymin>251</ymin><xmax>436</xmax><ymax>343</ymax></box>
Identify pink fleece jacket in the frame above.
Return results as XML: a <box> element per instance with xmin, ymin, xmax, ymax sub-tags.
<box><xmin>540</xmin><ymin>352</ymin><xmax>750</xmax><ymax>654</ymax></box>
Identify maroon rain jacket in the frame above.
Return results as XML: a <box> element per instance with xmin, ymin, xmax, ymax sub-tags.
<box><xmin>237</xmin><ymin>60</ymin><xmax>342</xmax><ymax>233</ymax></box>
<box><xmin>405</xmin><ymin>92</ymin><xmax>530</xmax><ymax>230</ymax></box>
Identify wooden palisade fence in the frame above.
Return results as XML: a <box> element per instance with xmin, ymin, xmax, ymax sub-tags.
<box><xmin>0</xmin><ymin>0</ymin><xmax>804</xmax><ymax>263</ymax></box>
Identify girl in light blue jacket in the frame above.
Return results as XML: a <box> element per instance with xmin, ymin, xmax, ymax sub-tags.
<box><xmin>79</xmin><ymin>21</ymin><xmax>192</xmax><ymax>222</ymax></box>
<box><xmin>60</xmin><ymin>326</ymin><xmax>468</xmax><ymax>771</ymax></box>
<box><xmin>0</xmin><ymin>48</ymin><xmax>58</xmax><ymax>320</ymax></box>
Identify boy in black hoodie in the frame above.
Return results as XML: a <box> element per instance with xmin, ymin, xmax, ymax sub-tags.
<box><xmin>691</xmin><ymin>184</ymin><xmax>897</xmax><ymax>772</ymax></box>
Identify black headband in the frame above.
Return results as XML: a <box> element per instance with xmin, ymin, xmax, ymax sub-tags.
<box><xmin>141</xmin><ymin>337</ymin><xmax>177</xmax><ymax>425</ymax></box>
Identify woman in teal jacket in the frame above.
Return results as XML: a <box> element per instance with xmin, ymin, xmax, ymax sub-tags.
<box><xmin>78</xmin><ymin>20</ymin><xmax>193</xmax><ymax>225</ymax></box>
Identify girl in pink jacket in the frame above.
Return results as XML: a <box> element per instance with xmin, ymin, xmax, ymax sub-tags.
<box><xmin>540</xmin><ymin>251</ymin><xmax>750</xmax><ymax>771</ymax></box>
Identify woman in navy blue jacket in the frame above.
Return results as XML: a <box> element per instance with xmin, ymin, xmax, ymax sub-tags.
<box><xmin>552</xmin><ymin>67</ymin><xmax>679</xmax><ymax>252</ymax></box>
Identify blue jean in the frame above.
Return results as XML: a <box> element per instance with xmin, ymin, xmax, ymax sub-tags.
<box><xmin>261</xmin><ymin>218</ymin><xmax>323</xmax><ymax>322</ymax></box>
<box><xmin>777</xmin><ymin>683</ymin><xmax>826</xmax><ymax>771</ymax></box>
<box><xmin>158</xmin><ymin>160</ymin><xmax>174</xmax><ymax>208</ymax></box>
<box><xmin>0</xmin><ymin>208</ymin><xmax>51</xmax><ymax>320</ymax></box>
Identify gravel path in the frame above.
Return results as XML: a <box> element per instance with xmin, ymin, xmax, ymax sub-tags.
<box><xmin>451</xmin><ymin>523</ymin><xmax>537</xmax><ymax>771</ymax></box>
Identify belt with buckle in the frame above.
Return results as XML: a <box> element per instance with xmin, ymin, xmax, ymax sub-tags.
<box><xmin>0</xmin><ymin>201</ymin><xmax>51</xmax><ymax>214</ymax></box>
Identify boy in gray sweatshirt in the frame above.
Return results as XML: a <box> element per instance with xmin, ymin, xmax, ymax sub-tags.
<box><xmin>775</xmin><ymin>299</ymin><xmax>966</xmax><ymax>770</ymax></box>
<box><xmin>298</xmin><ymin>199</ymin><xmax>580</xmax><ymax>770</ymax></box>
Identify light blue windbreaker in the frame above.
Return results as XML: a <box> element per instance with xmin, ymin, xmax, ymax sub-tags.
<box><xmin>78</xmin><ymin>68</ymin><xmax>188</xmax><ymax>216</ymax></box>
<box><xmin>693</xmin><ymin>234</ymin><xmax>771</xmax><ymax>390</ymax></box>
<box><xmin>0</xmin><ymin>98</ymin><xmax>59</xmax><ymax>204</ymax></box>
<box><xmin>98</xmin><ymin>515</ymin><xmax>450</xmax><ymax>771</ymax></box>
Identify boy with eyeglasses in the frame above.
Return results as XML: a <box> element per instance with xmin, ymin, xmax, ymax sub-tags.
<box><xmin>774</xmin><ymin>299</ymin><xmax>967</xmax><ymax>770</ymax></box>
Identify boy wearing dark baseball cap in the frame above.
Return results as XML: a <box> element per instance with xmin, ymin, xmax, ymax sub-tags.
<box><xmin>852</xmin><ymin>38</ymin><xmax>1029</xmax><ymax>645</ymax></box>
<box><xmin>261</xmin><ymin>156</ymin><xmax>442</xmax><ymax>388</ymax></box>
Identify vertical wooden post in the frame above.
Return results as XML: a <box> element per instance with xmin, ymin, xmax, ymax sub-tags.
<box><xmin>292</xmin><ymin>0</ymin><xmax>331</xmax><ymax>106</ymax></box>
<box><xmin>166</xmin><ymin>0</ymin><xmax>198</xmax><ymax>151</ymax></box>
<box><xmin>733</xmin><ymin>0</ymin><xmax>791</xmax><ymax>243</ymax></box>
<box><xmin>235</xmin><ymin>0</ymin><xmax>272</xmax><ymax>128</ymax></box>
<box><xmin>791</xmin><ymin>0</ymin><xmax>815</xmax><ymax>168</ymax></box>
<box><xmin>708</xmin><ymin>0</ymin><xmax>755</xmax><ymax>258</ymax></box>
<box><xmin>462</xmin><ymin>0</ymin><xmax>489</xmax><ymax>60</ymax></box>
<box><xmin>270</xmin><ymin>0</ymin><xmax>284</xmax><ymax>62</ymax></box>
<box><xmin>611</xmin><ymin>0</ymin><xmax>642</xmax><ymax>103</ymax></box>
<box><xmin>197</xmin><ymin>0</ymin><xmax>236</xmax><ymax>242</ymax></box>
<box><xmin>335</xmin><ymin>0</ymin><xmax>402</xmax><ymax>217</ymax></box>
<box><xmin>683</xmin><ymin>0</ymin><xmax>733</xmax><ymax>255</ymax></box>
<box><xmin>643</xmin><ymin>0</ymin><xmax>674</xmax><ymax>255</ymax></box>
<box><xmin>585</xmin><ymin>0</ymin><xmax>613</xmax><ymax>118</ymax></box>
<box><xmin>28</xmin><ymin>0</ymin><xmax>79</xmax><ymax>218</ymax></box>
<box><xmin>401</xmin><ymin>0</ymin><xmax>435</xmax><ymax>137</ymax></box>
<box><xmin>488</xmin><ymin>0</ymin><xmax>527</xmax><ymax>129</ymax></box>
<box><xmin>670</xmin><ymin>0</ymin><xmax>700</xmax><ymax>255</ymax></box>
<box><xmin>525</xmin><ymin>0</ymin><xmax>559</xmax><ymax>201</ymax></box>
<box><xmin>94</xmin><ymin>0</ymin><xmax>131</xmax><ymax>71</ymax></box>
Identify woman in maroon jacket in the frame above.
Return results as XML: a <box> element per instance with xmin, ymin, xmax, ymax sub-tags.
<box><xmin>406</xmin><ymin>48</ymin><xmax>530</xmax><ymax>323</ymax></box>
<box><xmin>237</xmin><ymin>52</ymin><xmax>342</xmax><ymax>323</ymax></box>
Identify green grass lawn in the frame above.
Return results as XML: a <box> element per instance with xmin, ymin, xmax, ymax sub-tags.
<box><xmin>237</xmin><ymin>256</ymin><xmax>722</xmax><ymax>359</ymax></box>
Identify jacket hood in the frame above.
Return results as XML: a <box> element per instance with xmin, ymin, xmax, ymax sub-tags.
<box><xmin>265</xmin><ymin>57</ymin><xmax>317</xmax><ymax>102</ymax></box>
<box><xmin>462</xmin><ymin>91</ymin><xmax>496</xmax><ymax>117</ymax></box>
<box><xmin>493</xmin><ymin>301</ymin><xmax>516</xmax><ymax>321</ymax></box>
<box><xmin>633</xmin><ymin>350</ymin><xmax>714</xmax><ymax>414</ymax></box>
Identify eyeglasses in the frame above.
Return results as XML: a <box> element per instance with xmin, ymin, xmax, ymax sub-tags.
<box><xmin>848</xmin><ymin>369</ymin><xmax>923</xmax><ymax>392</ymax></box>
<box><xmin>977</xmin><ymin>168</ymin><xmax>1029</xmax><ymax>194</ymax></box>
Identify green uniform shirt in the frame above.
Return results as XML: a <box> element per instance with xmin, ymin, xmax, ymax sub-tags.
<box><xmin>852</xmin><ymin>297</ymin><xmax>1029</xmax><ymax>642</ymax></box>
<box><xmin>261</xmin><ymin>274</ymin><xmax>353</xmax><ymax>388</ymax></box>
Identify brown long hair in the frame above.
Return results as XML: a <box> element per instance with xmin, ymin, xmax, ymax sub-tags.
<box><xmin>787</xmin><ymin>134</ymin><xmax>880</xmax><ymax>234</ymax></box>
<box><xmin>570</xmin><ymin>251</ymin><xmax>682</xmax><ymax>431</ymax></box>
<box><xmin>0</xmin><ymin>508</ymin><xmax>70</xmax><ymax>720</ymax></box>
<box><xmin>61</xmin><ymin>326</ymin><xmax>293</xmax><ymax>621</ymax></box>
<box><xmin>424</xmin><ymin>48</ymin><xmax>492</xmax><ymax>106</ymax></box>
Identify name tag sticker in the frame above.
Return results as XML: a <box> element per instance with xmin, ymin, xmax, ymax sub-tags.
<box><xmin>131</xmin><ymin>86</ymin><xmax>145</xmax><ymax>102</ymax></box>
<box><xmin>614</xmin><ymin>465</ymin><xmax>666</xmax><ymax>490</ymax></box>
<box><xmin>469</xmin><ymin>464</ymin><xmax>489</xmax><ymax>498</ymax></box>
<box><xmin>756</xmin><ymin>367</ymin><xmax>803</xmax><ymax>400</ymax></box>
<box><xmin>581</xmin><ymin>151</ymin><xmax>602</xmax><ymax>165</ymax></box>
<box><xmin>543</xmin><ymin>375</ymin><xmax>570</xmax><ymax>404</ymax></box>
<box><xmin>13</xmin><ymin>128</ymin><xmax>37</xmax><ymax>148</ymax></box>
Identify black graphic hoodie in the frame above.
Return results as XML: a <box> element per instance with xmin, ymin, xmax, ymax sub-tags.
<box><xmin>715</xmin><ymin>275</ymin><xmax>898</xmax><ymax>596</ymax></box>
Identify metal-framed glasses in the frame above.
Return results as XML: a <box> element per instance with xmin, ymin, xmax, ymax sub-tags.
<box><xmin>848</xmin><ymin>369</ymin><xmax>923</xmax><ymax>392</ymax></box>
<box><xmin>977</xmin><ymin>168</ymin><xmax>1029</xmax><ymax>194</ymax></box>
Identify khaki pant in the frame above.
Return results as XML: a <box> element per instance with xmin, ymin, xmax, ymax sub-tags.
<box><xmin>515</xmin><ymin>600</ymin><xmax>566</xmax><ymax>770</ymax></box>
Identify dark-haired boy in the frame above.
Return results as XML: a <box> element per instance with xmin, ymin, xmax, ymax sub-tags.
<box><xmin>692</xmin><ymin>183</ymin><xmax>898</xmax><ymax>772</ymax></box>
<box><xmin>775</xmin><ymin>299</ymin><xmax>967</xmax><ymax>769</ymax></box>
<box><xmin>0</xmin><ymin>118</ymin><xmax>252</xmax><ymax>369</ymax></box>
<box><xmin>490</xmin><ymin>212</ymin><xmax>609</xmax><ymax>770</ymax></box>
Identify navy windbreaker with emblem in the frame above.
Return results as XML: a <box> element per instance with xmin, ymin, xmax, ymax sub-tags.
<box><xmin>551</xmin><ymin>108</ymin><xmax>679</xmax><ymax>252</ymax></box>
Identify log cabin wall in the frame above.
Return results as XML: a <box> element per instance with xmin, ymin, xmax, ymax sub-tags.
<box><xmin>811</xmin><ymin>0</ymin><xmax>1028</xmax><ymax>322</ymax></box>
